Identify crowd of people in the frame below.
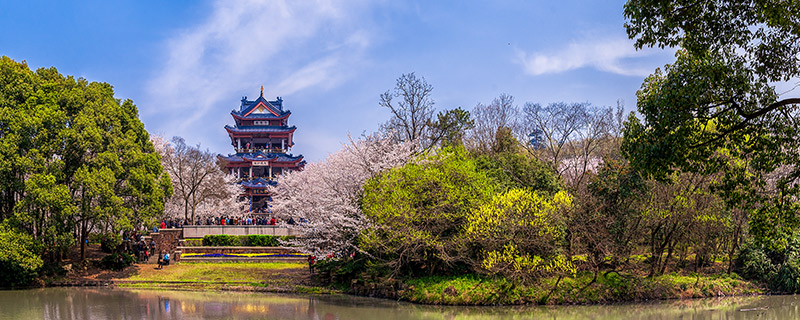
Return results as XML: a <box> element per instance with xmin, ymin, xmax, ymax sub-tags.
<box><xmin>157</xmin><ymin>216</ymin><xmax>298</xmax><ymax>228</ymax></box>
<box><xmin>121</xmin><ymin>232</ymin><xmax>156</xmax><ymax>263</ymax></box>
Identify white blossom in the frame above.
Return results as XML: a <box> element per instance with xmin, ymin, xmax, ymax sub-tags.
<box><xmin>270</xmin><ymin>133</ymin><xmax>416</xmax><ymax>258</ymax></box>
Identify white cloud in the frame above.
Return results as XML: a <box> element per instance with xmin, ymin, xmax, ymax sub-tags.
<box><xmin>144</xmin><ymin>0</ymin><xmax>373</xmax><ymax>149</ymax></box>
<box><xmin>516</xmin><ymin>38</ymin><xmax>665</xmax><ymax>77</ymax></box>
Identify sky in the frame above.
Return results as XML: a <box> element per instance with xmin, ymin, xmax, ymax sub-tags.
<box><xmin>0</xmin><ymin>0</ymin><xmax>679</xmax><ymax>162</ymax></box>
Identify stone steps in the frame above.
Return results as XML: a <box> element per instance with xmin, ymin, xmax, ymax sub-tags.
<box><xmin>179</xmin><ymin>256</ymin><xmax>306</xmax><ymax>263</ymax></box>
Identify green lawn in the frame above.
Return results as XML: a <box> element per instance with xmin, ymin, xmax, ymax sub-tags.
<box><xmin>115</xmin><ymin>262</ymin><xmax>334</xmax><ymax>293</ymax></box>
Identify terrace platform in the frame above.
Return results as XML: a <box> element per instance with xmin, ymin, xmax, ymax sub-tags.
<box><xmin>180</xmin><ymin>225</ymin><xmax>300</xmax><ymax>238</ymax></box>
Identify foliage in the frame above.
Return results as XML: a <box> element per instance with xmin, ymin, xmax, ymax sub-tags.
<box><xmin>361</xmin><ymin>146</ymin><xmax>497</xmax><ymax>276</ymax></box>
<box><xmin>734</xmin><ymin>242</ymin><xmax>775</xmax><ymax>283</ymax></box>
<box><xmin>0</xmin><ymin>224</ymin><xmax>42</xmax><ymax>287</ymax></box>
<box><xmin>735</xmin><ymin>235</ymin><xmax>800</xmax><ymax>293</ymax></box>
<box><xmin>98</xmin><ymin>232</ymin><xmax>122</xmax><ymax>253</ymax></box>
<box><xmin>400</xmin><ymin>271</ymin><xmax>759</xmax><ymax>305</ymax></box>
<box><xmin>202</xmin><ymin>235</ymin><xmax>238</xmax><ymax>246</ymax></box>
<box><xmin>774</xmin><ymin>259</ymin><xmax>800</xmax><ymax>293</ymax></box>
<box><xmin>625</xmin><ymin>0</ymin><xmax>800</xmax><ymax>82</ymax></box>
<box><xmin>474</xmin><ymin>150</ymin><xmax>562</xmax><ymax>194</ymax></box>
<box><xmin>427</xmin><ymin>107</ymin><xmax>473</xmax><ymax>148</ymax></box>
<box><xmin>623</xmin><ymin>2</ymin><xmax>800</xmax><ymax>253</ymax></box>
<box><xmin>578</xmin><ymin>159</ymin><xmax>646</xmax><ymax>269</ymax></box>
<box><xmin>99</xmin><ymin>252</ymin><xmax>135</xmax><ymax>271</ymax></box>
<box><xmin>270</xmin><ymin>133</ymin><xmax>416</xmax><ymax>258</ymax></box>
<box><xmin>247</xmin><ymin>235</ymin><xmax>280</xmax><ymax>247</ymax></box>
<box><xmin>466</xmin><ymin>189</ymin><xmax>575</xmax><ymax>281</ymax></box>
<box><xmin>0</xmin><ymin>56</ymin><xmax>172</xmax><ymax>261</ymax></box>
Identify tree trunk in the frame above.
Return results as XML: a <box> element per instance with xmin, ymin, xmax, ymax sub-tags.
<box><xmin>80</xmin><ymin>218</ymin><xmax>88</xmax><ymax>262</ymax></box>
<box><xmin>660</xmin><ymin>240</ymin><xmax>675</xmax><ymax>275</ymax></box>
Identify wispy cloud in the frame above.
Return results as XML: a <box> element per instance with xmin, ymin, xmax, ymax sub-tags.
<box><xmin>145</xmin><ymin>0</ymin><xmax>372</xmax><ymax>147</ymax></box>
<box><xmin>516</xmin><ymin>38</ymin><xmax>665</xmax><ymax>77</ymax></box>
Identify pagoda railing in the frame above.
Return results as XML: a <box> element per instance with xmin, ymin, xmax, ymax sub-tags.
<box><xmin>237</xmin><ymin>177</ymin><xmax>276</xmax><ymax>183</ymax></box>
<box><xmin>236</xmin><ymin>148</ymin><xmax>287</xmax><ymax>154</ymax></box>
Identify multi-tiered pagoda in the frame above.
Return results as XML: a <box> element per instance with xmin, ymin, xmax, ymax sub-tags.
<box><xmin>220</xmin><ymin>87</ymin><xmax>305</xmax><ymax>211</ymax></box>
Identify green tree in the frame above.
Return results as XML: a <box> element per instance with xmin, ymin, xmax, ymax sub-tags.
<box><xmin>625</xmin><ymin>0</ymin><xmax>800</xmax><ymax>82</ymax></box>
<box><xmin>623</xmin><ymin>1</ymin><xmax>800</xmax><ymax>250</ymax></box>
<box><xmin>427</xmin><ymin>107</ymin><xmax>473</xmax><ymax>148</ymax></box>
<box><xmin>573</xmin><ymin>159</ymin><xmax>646</xmax><ymax>278</ymax></box>
<box><xmin>474</xmin><ymin>150</ymin><xmax>562</xmax><ymax>195</ymax></box>
<box><xmin>0</xmin><ymin>56</ymin><xmax>171</xmax><ymax>262</ymax></box>
<box><xmin>360</xmin><ymin>146</ymin><xmax>497</xmax><ymax>276</ymax></box>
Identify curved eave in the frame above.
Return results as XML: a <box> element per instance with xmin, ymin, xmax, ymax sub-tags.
<box><xmin>224</xmin><ymin>126</ymin><xmax>297</xmax><ymax>134</ymax></box>
<box><xmin>231</xmin><ymin>111</ymin><xmax>291</xmax><ymax>121</ymax></box>
<box><xmin>271</xmin><ymin>158</ymin><xmax>304</xmax><ymax>164</ymax></box>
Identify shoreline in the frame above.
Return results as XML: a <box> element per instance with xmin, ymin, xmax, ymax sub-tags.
<box><xmin>39</xmin><ymin>261</ymin><xmax>766</xmax><ymax>306</ymax></box>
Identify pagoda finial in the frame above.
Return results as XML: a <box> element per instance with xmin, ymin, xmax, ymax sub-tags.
<box><xmin>260</xmin><ymin>85</ymin><xmax>264</xmax><ymax>97</ymax></box>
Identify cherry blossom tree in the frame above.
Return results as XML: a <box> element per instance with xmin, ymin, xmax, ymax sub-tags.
<box><xmin>270</xmin><ymin>133</ymin><xmax>417</xmax><ymax>258</ymax></box>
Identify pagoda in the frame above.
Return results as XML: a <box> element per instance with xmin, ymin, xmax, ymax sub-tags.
<box><xmin>220</xmin><ymin>87</ymin><xmax>305</xmax><ymax>211</ymax></box>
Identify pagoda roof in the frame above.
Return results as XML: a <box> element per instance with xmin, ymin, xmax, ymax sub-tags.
<box><xmin>240</xmin><ymin>177</ymin><xmax>277</xmax><ymax>189</ymax></box>
<box><xmin>232</xmin><ymin>92</ymin><xmax>290</xmax><ymax>119</ymax></box>
<box><xmin>221</xmin><ymin>151</ymin><xmax>305</xmax><ymax>163</ymax></box>
<box><xmin>224</xmin><ymin>125</ymin><xmax>297</xmax><ymax>133</ymax></box>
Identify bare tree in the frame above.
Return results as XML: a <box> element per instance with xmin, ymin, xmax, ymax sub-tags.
<box><xmin>156</xmin><ymin>136</ymin><xmax>243</xmax><ymax>224</ymax></box>
<box><xmin>522</xmin><ymin>102</ymin><xmax>621</xmax><ymax>190</ymax></box>
<box><xmin>379</xmin><ymin>73</ymin><xmax>435</xmax><ymax>146</ymax></box>
<box><xmin>466</xmin><ymin>94</ymin><xmax>520</xmax><ymax>153</ymax></box>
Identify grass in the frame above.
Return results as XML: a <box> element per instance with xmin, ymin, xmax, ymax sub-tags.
<box><xmin>400</xmin><ymin>271</ymin><xmax>762</xmax><ymax>305</ymax></box>
<box><xmin>115</xmin><ymin>262</ymin><xmax>338</xmax><ymax>294</ymax></box>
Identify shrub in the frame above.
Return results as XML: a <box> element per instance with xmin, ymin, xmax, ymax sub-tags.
<box><xmin>735</xmin><ymin>242</ymin><xmax>775</xmax><ymax>282</ymax></box>
<box><xmin>184</xmin><ymin>239</ymin><xmax>203</xmax><ymax>247</ymax></box>
<box><xmin>200</xmin><ymin>235</ymin><xmax>296</xmax><ymax>247</ymax></box>
<box><xmin>100</xmin><ymin>252</ymin><xmax>135</xmax><ymax>271</ymax></box>
<box><xmin>202</xmin><ymin>235</ymin><xmax>239</xmax><ymax>246</ymax></box>
<box><xmin>0</xmin><ymin>225</ymin><xmax>43</xmax><ymax>287</ymax></box>
<box><xmin>474</xmin><ymin>152</ymin><xmax>561</xmax><ymax>194</ymax></box>
<box><xmin>773</xmin><ymin>259</ymin><xmax>800</xmax><ymax>293</ymax></box>
<box><xmin>88</xmin><ymin>233</ymin><xmax>103</xmax><ymax>245</ymax></box>
<box><xmin>246</xmin><ymin>235</ymin><xmax>279</xmax><ymax>246</ymax></box>
<box><xmin>98</xmin><ymin>232</ymin><xmax>122</xmax><ymax>253</ymax></box>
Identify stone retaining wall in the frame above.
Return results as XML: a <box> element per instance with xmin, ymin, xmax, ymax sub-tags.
<box><xmin>150</xmin><ymin>229</ymin><xmax>183</xmax><ymax>262</ymax></box>
<box><xmin>179</xmin><ymin>246</ymin><xmax>299</xmax><ymax>254</ymax></box>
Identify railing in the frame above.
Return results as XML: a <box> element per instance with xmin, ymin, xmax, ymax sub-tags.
<box><xmin>182</xmin><ymin>225</ymin><xmax>299</xmax><ymax>238</ymax></box>
<box><xmin>236</xmin><ymin>148</ymin><xmax>286</xmax><ymax>154</ymax></box>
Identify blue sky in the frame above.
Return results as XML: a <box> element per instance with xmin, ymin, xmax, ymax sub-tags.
<box><xmin>0</xmin><ymin>0</ymin><xmax>677</xmax><ymax>162</ymax></box>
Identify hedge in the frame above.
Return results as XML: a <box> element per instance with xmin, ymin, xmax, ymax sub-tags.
<box><xmin>201</xmin><ymin>235</ymin><xmax>295</xmax><ymax>247</ymax></box>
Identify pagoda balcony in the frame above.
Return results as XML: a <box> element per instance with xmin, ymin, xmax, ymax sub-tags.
<box><xmin>236</xmin><ymin>147</ymin><xmax>288</xmax><ymax>154</ymax></box>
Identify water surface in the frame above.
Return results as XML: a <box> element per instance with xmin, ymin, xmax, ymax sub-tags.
<box><xmin>0</xmin><ymin>287</ymin><xmax>795</xmax><ymax>319</ymax></box>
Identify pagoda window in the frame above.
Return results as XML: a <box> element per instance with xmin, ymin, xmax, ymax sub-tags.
<box><xmin>254</xmin><ymin>120</ymin><xmax>268</xmax><ymax>125</ymax></box>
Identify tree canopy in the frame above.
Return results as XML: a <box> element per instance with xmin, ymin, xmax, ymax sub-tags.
<box><xmin>0</xmin><ymin>56</ymin><xmax>171</xmax><ymax>264</ymax></box>
<box><xmin>623</xmin><ymin>0</ymin><xmax>800</xmax><ymax>253</ymax></box>
<box><xmin>623</xmin><ymin>1</ymin><xmax>800</xmax><ymax>179</ymax></box>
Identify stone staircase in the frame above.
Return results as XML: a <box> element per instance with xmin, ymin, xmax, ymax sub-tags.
<box><xmin>178</xmin><ymin>246</ymin><xmax>306</xmax><ymax>263</ymax></box>
<box><xmin>134</xmin><ymin>228</ymin><xmax>305</xmax><ymax>264</ymax></box>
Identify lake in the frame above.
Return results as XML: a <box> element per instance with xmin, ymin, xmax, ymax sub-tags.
<box><xmin>0</xmin><ymin>287</ymin><xmax>795</xmax><ymax>319</ymax></box>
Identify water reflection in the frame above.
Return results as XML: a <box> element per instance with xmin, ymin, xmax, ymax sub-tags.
<box><xmin>0</xmin><ymin>287</ymin><xmax>796</xmax><ymax>320</ymax></box>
